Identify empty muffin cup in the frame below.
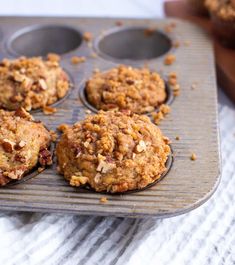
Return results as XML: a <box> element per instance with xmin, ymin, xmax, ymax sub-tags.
<box><xmin>7</xmin><ymin>25</ymin><xmax>83</xmax><ymax>56</ymax></box>
<box><xmin>95</xmin><ymin>27</ymin><xmax>172</xmax><ymax>61</ymax></box>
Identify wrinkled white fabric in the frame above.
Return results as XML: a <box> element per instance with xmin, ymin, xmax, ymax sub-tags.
<box><xmin>0</xmin><ymin>1</ymin><xmax>234</xmax><ymax>264</ymax></box>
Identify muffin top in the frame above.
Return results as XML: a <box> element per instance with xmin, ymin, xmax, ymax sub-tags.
<box><xmin>56</xmin><ymin>110</ymin><xmax>170</xmax><ymax>193</ymax></box>
<box><xmin>85</xmin><ymin>65</ymin><xmax>166</xmax><ymax>114</ymax></box>
<box><xmin>0</xmin><ymin>108</ymin><xmax>52</xmax><ymax>185</ymax></box>
<box><xmin>206</xmin><ymin>0</ymin><xmax>235</xmax><ymax>20</ymax></box>
<box><xmin>0</xmin><ymin>56</ymin><xmax>69</xmax><ymax>111</ymax></box>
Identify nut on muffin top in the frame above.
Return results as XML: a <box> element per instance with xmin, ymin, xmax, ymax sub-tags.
<box><xmin>85</xmin><ymin>65</ymin><xmax>166</xmax><ymax>114</ymax></box>
<box><xmin>0</xmin><ymin>108</ymin><xmax>52</xmax><ymax>185</ymax></box>
<box><xmin>56</xmin><ymin>110</ymin><xmax>170</xmax><ymax>193</ymax></box>
<box><xmin>0</xmin><ymin>56</ymin><xmax>69</xmax><ymax>111</ymax></box>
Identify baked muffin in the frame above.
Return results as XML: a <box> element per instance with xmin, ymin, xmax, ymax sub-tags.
<box><xmin>206</xmin><ymin>0</ymin><xmax>235</xmax><ymax>48</ymax></box>
<box><xmin>0</xmin><ymin>56</ymin><xmax>69</xmax><ymax>111</ymax></box>
<box><xmin>187</xmin><ymin>0</ymin><xmax>208</xmax><ymax>16</ymax></box>
<box><xmin>85</xmin><ymin>65</ymin><xmax>166</xmax><ymax>114</ymax></box>
<box><xmin>0</xmin><ymin>108</ymin><xmax>52</xmax><ymax>185</ymax></box>
<box><xmin>56</xmin><ymin>110</ymin><xmax>170</xmax><ymax>193</ymax></box>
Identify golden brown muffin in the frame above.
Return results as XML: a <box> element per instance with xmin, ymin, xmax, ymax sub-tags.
<box><xmin>85</xmin><ymin>65</ymin><xmax>166</xmax><ymax>114</ymax></box>
<box><xmin>0</xmin><ymin>56</ymin><xmax>69</xmax><ymax>111</ymax></box>
<box><xmin>56</xmin><ymin>110</ymin><xmax>170</xmax><ymax>193</ymax></box>
<box><xmin>206</xmin><ymin>0</ymin><xmax>235</xmax><ymax>47</ymax></box>
<box><xmin>0</xmin><ymin>108</ymin><xmax>52</xmax><ymax>185</ymax></box>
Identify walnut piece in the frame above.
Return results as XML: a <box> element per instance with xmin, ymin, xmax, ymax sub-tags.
<box><xmin>1</xmin><ymin>139</ymin><xmax>15</xmax><ymax>153</ymax></box>
<box><xmin>39</xmin><ymin>148</ymin><xmax>52</xmax><ymax>166</ymax></box>
<box><xmin>135</xmin><ymin>140</ymin><xmax>147</xmax><ymax>153</ymax></box>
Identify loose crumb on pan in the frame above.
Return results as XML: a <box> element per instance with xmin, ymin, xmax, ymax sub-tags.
<box><xmin>85</xmin><ymin>109</ymin><xmax>92</xmax><ymax>114</ymax></box>
<box><xmin>100</xmin><ymin>197</ymin><xmax>108</xmax><ymax>203</ymax></box>
<box><xmin>190</xmin><ymin>153</ymin><xmax>197</xmax><ymax>161</ymax></box>
<box><xmin>38</xmin><ymin>167</ymin><xmax>45</xmax><ymax>173</ymax></box>
<box><xmin>71</xmin><ymin>56</ymin><xmax>86</xmax><ymax>64</ymax></box>
<box><xmin>43</xmin><ymin>106</ymin><xmax>57</xmax><ymax>115</ymax></box>
<box><xmin>164</xmin><ymin>22</ymin><xmax>176</xmax><ymax>33</ymax></box>
<box><xmin>167</xmin><ymin>72</ymin><xmax>180</xmax><ymax>97</ymax></box>
<box><xmin>83</xmin><ymin>32</ymin><xmax>93</xmax><ymax>42</ymax></box>
<box><xmin>184</xmin><ymin>40</ymin><xmax>191</xmax><ymax>46</ymax></box>
<box><xmin>175</xmin><ymin>136</ymin><xmax>180</xmax><ymax>141</ymax></box>
<box><xmin>144</xmin><ymin>27</ymin><xmax>156</xmax><ymax>36</ymax></box>
<box><xmin>115</xmin><ymin>21</ymin><xmax>123</xmax><ymax>26</ymax></box>
<box><xmin>152</xmin><ymin>104</ymin><xmax>171</xmax><ymax>125</ymax></box>
<box><xmin>173</xmin><ymin>41</ymin><xmax>180</xmax><ymax>48</ymax></box>
<box><xmin>47</xmin><ymin>53</ymin><xmax>61</xmax><ymax>62</ymax></box>
<box><xmin>164</xmin><ymin>54</ymin><xmax>176</xmax><ymax>65</ymax></box>
<box><xmin>90</xmin><ymin>52</ymin><xmax>98</xmax><ymax>58</ymax></box>
<box><xmin>191</xmin><ymin>82</ymin><xmax>198</xmax><ymax>90</ymax></box>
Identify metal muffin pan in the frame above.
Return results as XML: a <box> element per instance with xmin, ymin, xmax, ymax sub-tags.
<box><xmin>0</xmin><ymin>17</ymin><xmax>220</xmax><ymax>218</ymax></box>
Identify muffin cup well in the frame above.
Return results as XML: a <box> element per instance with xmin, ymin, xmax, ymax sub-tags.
<box><xmin>7</xmin><ymin>25</ymin><xmax>83</xmax><ymax>57</ymax></box>
<box><xmin>94</xmin><ymin>27</ymin><xmax>172</xmax><ymax>62</ymax></box>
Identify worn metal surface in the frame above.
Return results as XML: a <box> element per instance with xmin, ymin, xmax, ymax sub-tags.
<box><xmin>0</xmin><ymin>17</ymin><xmax>220</xmax><ymax>218</ymax></box>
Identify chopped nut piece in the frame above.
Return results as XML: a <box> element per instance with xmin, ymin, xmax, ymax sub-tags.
<box><xmin>2</xmin><ymin>139</ymin><xmax>15</xmax><ymax>153</ymax></box>
<box><xmin>100</xmin><ymin>197</ymin><xmax>108</xmax><ymax>203</ymax></box>
<box><xmin>85</xmin><ymin>109</ymin><xmax>92</xmax><ymax>114</ymax></box>
<box><xmin>47</xmin><ymin>53</ymin><xmax>61</xmax><ymax>62</ymax></box>
<box><xmin>43</xmin><ymin>106</ymin><xmax>57</xmax><ymax>115</ymax></box>
<box><xmin>15</xmin><ymin>140</ymin><xmax>26</xmax><ymax>150</ymax></box>
<box><xmin>96</xmin><ymin>157</ymin><xmax>116</xmax><ymax>174</ymax></box>
<box><xmin>57</xmin><ymin>123</ymin><xmax>69</xmax><ymax>133</ymax></box>
<box><xmin>94</xmin><ymin>173</ymin><xmax>102</xmax><ymax>183</ymax></box>
<box><xmin>39</xmin><ymin>148</ymin><xmax>52</xmax><ymax>166</ymax></box>
<box><xmin>164</xmin><ymin>54</ymin><xmax>176</xmax><ymax>65</ymax></box>
<box><xmin>70</xmin><ymin>175</ymin><xmax>81</xmax><ymax>187</ymax></box>
<box><xmin>83</xmin><ymin>32</ymin><xmax>93</xmax><ymax>42</ymax></box>
<box><xmin>136</xmin><ymin>140</ymin><xmax>147</xmax><ymax>153</ymax></box>
<box><xmin>38</xmin><ymin>79</ymin><xmax>47</xmax><ymax>90</ymax></box>
<box><xmin>13</xmin><ymin>71</ymin><xmax>25</xmax><ymax>82</ymax></box>
<box><xmin>15</xmin><ymin>107</ymin><xmax>32</xmax><ymax>120</ymax></box>
<box><xmin>84</xmin><ymin>141</ymin><xmax>90</xmax><ymax>148</ymax></box>
<box><xmin>71</xmin><ymin>56</ymin><xmax>86</xmax><ymax>64</ymax></box>
<box><xmin>190</xmin><ymin>153</ymin><xmax>197</xmax><ymax>161</ymax></box>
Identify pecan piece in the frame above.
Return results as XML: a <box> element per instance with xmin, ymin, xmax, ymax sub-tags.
<box><xmin>2</xmin><ymin>139</ymin><xmax>15</xmax><ymax>153</ymax></box>
<box><xmin>38</xmin><ymin>148</ymin><xmax>52</xmax><ymax>166</ymax></box>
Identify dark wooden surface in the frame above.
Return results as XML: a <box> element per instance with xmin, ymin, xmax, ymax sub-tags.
<box><xmin>165</xmin><ymin>0</ymin><xmax>235</xmax><ymax>104</ymax></box>
<box><xmin>0</xmin><ymin>17</ymin><xmax>220</xmax><ymax>218</ymax></box>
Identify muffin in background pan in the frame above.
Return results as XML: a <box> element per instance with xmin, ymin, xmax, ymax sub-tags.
<box><xmin>186</xmin><ymin>0</ymin><xmax>209</xmax><ymax>16</ymax></box>
<box><xmin>56</xmin><ymin>110</ymin><xmax>171</xmax><ymax>193</ymax></box>
<box><xmin>0</xmin><ymin>55</ymin><xmax>70</xmax><ymax>111</ymax></box>
<box><xmin>0</xmin><ymin>108</ymin><xmax>52</xmax><ymax>186</ymax></box>
<box><xmin>85</xmin><ymin>65</ymin><xmax>166</xmax><ymax>114</ymax></box>
<box><xmin>206</xmin><ymin>0</ymin><xmax>235</xmax><ymax>48</ymax></box>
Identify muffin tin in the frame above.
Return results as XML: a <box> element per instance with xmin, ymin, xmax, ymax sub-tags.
<box><xmin>0</xmin><ymin>17</ymin><xmax>220</xmax><ymax>218</ymax></box>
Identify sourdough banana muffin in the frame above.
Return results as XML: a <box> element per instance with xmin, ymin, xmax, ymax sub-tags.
<box><xmin>0</xmin><ymin>108</ymin><xmax>52</xmax><ymax>185</ymax></box>
<box><xmin>56</xmin><ymin>110</ymin><xmax>170</xmax><ymax>193</ymax></box>
<box><xmin>0</xmin><ymin>56</ymin><xmax>69</xmax><ymax>111</ymax></box>
<box><xmin>85</xmin><ymin>65</ymin><xmax>166</xmax><ymax>114</ymax></box>
<box><xmin>206</xmin><ymin>0</ymin><xmax>235</xmax><ymax>47</ymax></box>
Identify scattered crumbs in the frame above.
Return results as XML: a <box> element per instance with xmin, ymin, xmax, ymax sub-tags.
<box><xmin>152</xmin><ymin>104</ymin><xmax>171</xmax><ymax>125</ymax></box>
<box><xmin>38</xmin><ymin>167</ymin><xmax>45</xmax><ymax>173</ymax></box>
<box><xmin>85</xmin><ymin>109</ymin><xmax>92</xmax><ymax>114</ymax></box>
<box><xmin>173</xmin><ymin>41</ymin><xmax>180</xmax><ymax>48</ymax></box>
<box><xmin>93</xmin><ymin>68</ymin><xmax>100</xmax><ymax>74</ymax></box>
<box><xmin>184</xmin><ymin>40</ymin><xmax>191</xmax><ymax>46</ymax></box>
<box><xmin>175</xmin><ymin>136</ymin><xmax>180</xmax><ymax>141</ymax></box>
<box><xmin>100</xmin><ymin>197</ymin><xmax>108</xmax><ymax>203</ymax></box>
<box><xmin>115</xmin><ymin>20</ymin><xmax>123</xmax><ymax>26</ymax></box>
<box><xmin>164</xmin><ymin>22</ymin><xmax>176</xmax><ymax>33</ymax></box>
<box><xmin>43</xmin><ymin>106</ymin><xmax>57</xmax><ymax>115</ymax></box>
<box><xmin>90</xmin><ymin>52</ymin><xmax>98</xmax><ymax>58</ymax></box>
<box><xmin>71</xmin><ymin>56</ymin><xmax>86</xmax><ymax>64</ymax></box>
<box><xmin>144</xmin><ymin>27</ymin><xmax>156</xmax><ymax>37</ymax></box>
<box><xmin>167</xmin><ymin>72</ymin><xmax>180</xmax><ymax>97</ymax></box>
<box><xmin>49</xmin><ymin>130</ymin><xmax>58</xmax><ymax>142</ymax></box>
<box><xmin>47</xmin><ymin>53</ymin><xmax>60</xmax><ymax>62</ymax></box>
<box><xmin>191</xmin><ymin>82</ymin><xmax>198</xmax><ymax>90</ymax></box>
<box><xmin>190</xmin><ymin>153</ymin><xmax>197</xmax><ymax>161</ymax></box>
<box><xmin>164</xmin><ymin>54</ymin><xmax>176</xmax><ymax>65</ymax></box>
<box><xmin>57</xmin><ymin>123</ymin><xmax>69</xmax><ymax>133</ymax></box>
<box><xmin>83</xmin><ymin>31</ymin><xmax>93</xmax><ymax>42</ymax></box>
<box><xmin>87</xmin><ymin>42</ymin><xmax>93</xmax><ymax>48</ymax></box>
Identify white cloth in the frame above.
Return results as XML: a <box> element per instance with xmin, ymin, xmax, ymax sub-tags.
<box><xmin>0</xmin><ymin>1</ymin><xmax>235</xmax><ymax>265</ymax></box>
